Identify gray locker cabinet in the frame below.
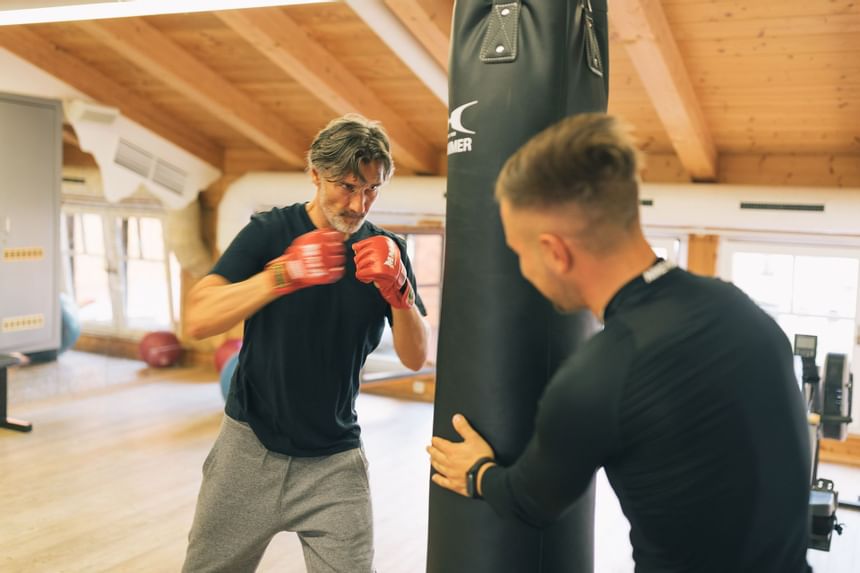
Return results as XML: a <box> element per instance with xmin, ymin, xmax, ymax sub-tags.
<box><xmin>0</xmin><ymin>92</ymin><xmax>62</xmax><ymax>355</ymax></box>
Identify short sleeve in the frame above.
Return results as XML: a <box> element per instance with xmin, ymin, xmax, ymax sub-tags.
<box><xmin>211</xmin><ymin>213</ymin><xmax>275</xmax><ymax>284</ymax></box>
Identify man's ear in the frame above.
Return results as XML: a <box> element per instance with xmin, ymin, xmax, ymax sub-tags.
<box><xmin>310</xmin><ymin>168</ymin><xmax>320</xmax><ymax>188</ymax></box>
<box><xmin>537</xmin><ymin>233</ymin><xmax>573</xmax><ymax>275</ymax></box>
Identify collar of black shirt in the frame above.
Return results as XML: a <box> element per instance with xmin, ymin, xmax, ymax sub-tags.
<box><xmin>602</xmin><ymin>258</ymin><xmax>676</xmax><ymax>322</ymax></box>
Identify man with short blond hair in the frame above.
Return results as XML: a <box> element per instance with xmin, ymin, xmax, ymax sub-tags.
<box><xmin>429</xmin><ymin>113</ymin><xmax>811</xmax><ymax>573</ymax></box>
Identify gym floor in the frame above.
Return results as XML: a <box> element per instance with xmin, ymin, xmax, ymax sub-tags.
<box><xmin>1</xmin><ymin>351</ymin><xmax>858</xmax><ymax>572</ymax></box>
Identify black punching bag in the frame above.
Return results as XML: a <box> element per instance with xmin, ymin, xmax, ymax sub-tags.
<box><xmin>428</xmin><ymin>1</ymin><xmax>609</xmax><ymax>572</ymax></box>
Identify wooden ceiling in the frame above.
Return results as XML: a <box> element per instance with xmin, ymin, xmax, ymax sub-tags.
<box><xmin>0</xmin><ymin>0</ymin><xmax>858</xmax><ymax>187</ymax></box>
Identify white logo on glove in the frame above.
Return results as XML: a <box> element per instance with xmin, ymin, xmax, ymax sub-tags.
<box><xmin>384</xmin><ymin>240</ymin><xmax>397</xmax><ymax>268</ymax></box>
<box><xmin>291</xmin><ymin>244</ymin><xmax>327</xmax><ymax>279</ymax></box>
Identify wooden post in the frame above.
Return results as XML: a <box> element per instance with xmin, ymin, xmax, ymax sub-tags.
<box><xmin>687</xmin><ymin>234</ymin><xmax>719</xmax><ymax>277</ymax></box>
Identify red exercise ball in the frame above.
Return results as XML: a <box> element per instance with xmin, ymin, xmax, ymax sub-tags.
<box><xmin>139</xmin><ymin>331</ymin><xmax>183</xmax><ymax>368</ymax></box>
<box><xmin>214</xmin><ymin>338</ymin><xmax>242</xmax><ymax>373</ymax></box>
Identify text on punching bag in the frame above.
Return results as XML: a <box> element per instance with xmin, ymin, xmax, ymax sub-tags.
<box><xmin>447</xmin><ymin>100</ymin><xmax>478</xmax><ymax>156</ymax></box>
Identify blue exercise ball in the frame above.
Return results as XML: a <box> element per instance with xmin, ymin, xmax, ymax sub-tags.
<box><xmin>220</xmin><ymin>352</ymin><xmax>239</xmax><ymax>400</ymax></box>
<box><xmin>58</xmin><ymin>292</ymin><xmax>81</xmax><ymax>354</ymax></box>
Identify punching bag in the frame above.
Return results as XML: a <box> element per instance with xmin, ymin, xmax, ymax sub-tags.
<box><xmin>429</xmin><ymin>1</ymin><xmax>609</xmax><ymax>572</ymax></box>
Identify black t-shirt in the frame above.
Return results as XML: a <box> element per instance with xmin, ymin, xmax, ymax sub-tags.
<box><xmin>211</xmin><ymin>203</ymin><xmax>425</xmax><ymax>457</ymax></box>
<box><xmin>482</xmin><ymin>264</ymin><xmax>811</xmax><ymax>573</ymax></box>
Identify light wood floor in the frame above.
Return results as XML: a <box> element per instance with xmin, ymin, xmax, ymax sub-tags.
<box><xmin>2</xmin><ymin>351</ymin><xmax>859</xmax><ymax>572</ymax></box>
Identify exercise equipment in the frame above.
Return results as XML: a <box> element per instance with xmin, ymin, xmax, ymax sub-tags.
<box><xmin>794</xmin><ymin>334</ymin><xmax>856</xmax><ymax>552</ymax></box>
<box><xmin>139</xmin><ymin>331</ymin><xmax>183</xmax><ymax>368</ymax></box>
<box><xmin>220</xmin><ymin>352</ymin><xmax>239</xmax><ymax>400</ymax></box>
<box><xmin>429</xmin><ymin>1</ymin><xmax>608</xmax><ymax>571</ymax></box>
<box><xmin>214</xmin><ymin>338</ymin><xmax>242</xmax><ymax>373</ymax></box>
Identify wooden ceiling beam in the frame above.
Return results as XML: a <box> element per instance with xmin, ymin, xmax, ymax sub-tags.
<box><xmin>382</xmin><ymin>0</ymin><xmax>451</xmax><ymax>72</ymax></box>
<box><xmin>344</xmin><ymin>0</ymin><xmax>447</xmax><ymax>106</ymax></box>
<box><xmin>0</xmin><ymin>26</ymin><xmax>223</xmax><ymax>168</ymax></box>
<box><xmin>215</xmin><ymin>8</ymin><xmax>439</xmax><ymax>174</ymax></box>
<box><xmin>610</xmin><ymin>0</ymin><xmax>717</xmax><ymax>181</ymax></box>
<box><xmin>76</xmin><ymin>17</ymin><xmax>307</xmax><ymax>168</ymax></box>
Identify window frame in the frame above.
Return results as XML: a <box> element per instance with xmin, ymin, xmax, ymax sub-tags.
<box><xmin>643</xmin><ymin>228</ymin><xmax>688</xmax><ymax>268</ymax></box>
<box><xmin>718</xmin><ymin>238</ymin><xmax>860</xmax><ymax>434</ymax></box>
<box><xmin>373</xmin><ymin>225</ymin><xmax>445</xmax><ymax>366</ymax></box>
<box><xmin>60</xmin><ymin>201</ymin><xmax>177</xmax><ymax>338</ymax></box>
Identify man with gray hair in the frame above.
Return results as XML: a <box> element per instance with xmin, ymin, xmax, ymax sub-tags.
<box><xmin>183</xmin><ymin>114</ymin><xmax>428</xmax><ymax>572</ymax></box>
<box><xmin>428</xmin><ymin>113</ymin><xmax>811</xmax><ymax>572</ymax></box>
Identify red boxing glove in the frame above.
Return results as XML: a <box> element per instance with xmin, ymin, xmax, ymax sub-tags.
<box><xmin>266</xmin><ymin>228</ymin><xmax>345</xmax><ymax>295</ymax></box>
<box><xmin>352</xmin><ymin>235</ymin><xmax>415</xmax><ymax>310</ymax></box>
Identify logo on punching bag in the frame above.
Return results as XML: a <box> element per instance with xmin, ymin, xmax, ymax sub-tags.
<box><xmin>447</xmin><ymin>100</ymin><xmax>478</xmax><ymax>156</ymax></box>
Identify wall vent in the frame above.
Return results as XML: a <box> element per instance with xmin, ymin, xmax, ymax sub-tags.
<box><xmin>115</xmin><ymin>138</ymin><xmax>154</xmax><ymax>178</ymax></box>
<box><xmin>640</xmin><ymin>199</ymin><xmax>654</xmax><ymax>207</ymax></box>
<box><xmin>740</xmin><ymin>202</ymin><xmax>824</xmax><ymax>212</ymax></box>
<box><xmin>152</xmin><ymin>158</ymin><xmax>187</xmax><ymax>195</ymax></box>
<box><xmin>65</xmin><ymin>98</ymin><xmax>220</xmax><ymax>209</ymax></box>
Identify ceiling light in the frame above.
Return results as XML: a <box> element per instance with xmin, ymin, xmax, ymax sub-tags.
<box><xmin>0</xmin><ymin>1</ymin><xmax>332</xmax><ymax>26</ymax></box>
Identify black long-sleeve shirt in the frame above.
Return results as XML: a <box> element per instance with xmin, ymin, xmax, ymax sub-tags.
<box><xmin>482</xmin><ymin>264</ymin><xmax>811</xmax><ymax>573</ymax></box>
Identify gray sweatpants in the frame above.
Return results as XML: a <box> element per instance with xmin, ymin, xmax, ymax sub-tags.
<box><xmin>182</xmin><ymin>415</ymin><xmax>375</xmax><ymax>573</ymax></box>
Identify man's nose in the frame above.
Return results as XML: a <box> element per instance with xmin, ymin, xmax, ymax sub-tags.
<box><xmin>349</xmin><ymin>192</ymin><xmax>368</xmax><ymax>214</ymax></box>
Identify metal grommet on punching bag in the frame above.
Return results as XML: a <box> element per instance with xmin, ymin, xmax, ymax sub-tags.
<box><xmin>428</xmin><ymin>1</ymin><xmax>609</xmax><ymax>572</ymax></box>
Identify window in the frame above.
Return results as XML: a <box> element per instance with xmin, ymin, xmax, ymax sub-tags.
<box><xmin>645</xmin><ymin>234</ymin><xmax>687</xmax><ymax>267</ymax></box>
<box><xmin>120</xmin><ymin>215</ymin><xmax>174</xmax><ymax>331</ymax></box>
<box><xmin>719</xmin><ymin>240</ymin><xmax>860</xmax><ymax>432</ymax></box>
<box><xmin>62</xmin><ymin>211</ymin><xmax>113</xmax><ymax>325</ymax></box>
<box><xmin>365</xmin><ymin>228</ymin><xmax>445</xmax><ymax>371</ymax></box>
<box><xmin>61</xmin><ymin>205</ymin><xmax>178</xmax><ymax>336</ymax></box>
<box><xmin>405</xmin><ymin>231</ymin><xmax>444</xmax><ymax>364</ymax></box>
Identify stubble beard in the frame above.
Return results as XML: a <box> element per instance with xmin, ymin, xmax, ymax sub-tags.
<box><xmin>321</xmin><ymin>202</ymin><xmax>365</xmax><ymax>235</ymax></box>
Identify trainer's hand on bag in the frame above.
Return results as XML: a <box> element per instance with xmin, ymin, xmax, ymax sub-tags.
<box><xmin>352</xmin><ymin>236</ymin><xmax>414</xmax><ymax>309</ymax></box>
<box><xmin>427</xmin><ymin>414</ymin><xmax>495</xmax><ymax>497</ymax></box>
<box><xmin>266</xmin><ymin>228</ymin><xmax>345</xmax><ymax>295</ymax></box>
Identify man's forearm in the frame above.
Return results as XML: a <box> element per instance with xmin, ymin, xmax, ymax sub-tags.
<box><xmin>391</xmin><ymin>305</ymin><xmax>428</xmax><ymax>370</ymax></box>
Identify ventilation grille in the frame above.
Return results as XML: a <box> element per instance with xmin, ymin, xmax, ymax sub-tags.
<box><xmin>114</xmin><ymin>139</ymin><xmax>187</xmax><ymax>195</ymax></box>
<box><xmin>3</xmin><ymin>247</ymin><xmax>44</xmax><ymax>261</ymax></box>
<box><xmin>152</xmin><ymin>158</ymin><xmax>187</xmax><ymax>195</ymax></box>
<box><xmin>740</xmin><ymin>202</ymin><xmax>824</xmax><ymax>212</ymax></box>
<box><xmin>2</xmin><ymin>314</ymin><xmax>45</xmax><ymax>332</ymax></box>
<box><xmin>115</xmin><ymin>138</ymin><xmax>153</xmax><ymax>177</ymax></box>
<box><xmin>640</xmin><ymin>199</ymin><xmax>654</xmax><ymax>207</ymax></box>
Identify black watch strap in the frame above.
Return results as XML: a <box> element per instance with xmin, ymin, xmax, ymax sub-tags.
<box><xmin>466</xmin><ymin>456</ymin><xmax>495</xmax><ymax>499</ymax></box>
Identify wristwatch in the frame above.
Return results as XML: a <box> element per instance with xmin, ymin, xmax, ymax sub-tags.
<box><xmin>465</xmin><ymin>456</ymin><xmax>495</xmax><ymax>499</ymax></box>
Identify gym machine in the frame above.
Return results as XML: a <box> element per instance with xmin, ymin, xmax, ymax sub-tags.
<box><xmin>793</xmin><ymin>334</ymin><xmax>858</xmax><ymax>552</ymax></box>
